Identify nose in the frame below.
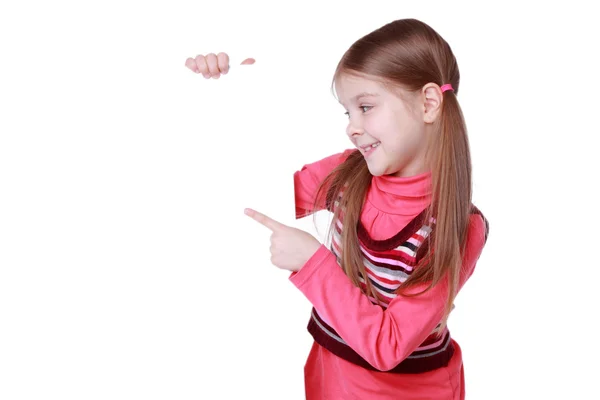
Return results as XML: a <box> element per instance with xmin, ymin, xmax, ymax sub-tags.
<box><xmin>346</xmin><ymin>118</ymin><xmax>364</xmax><ymax>139</ymax></box>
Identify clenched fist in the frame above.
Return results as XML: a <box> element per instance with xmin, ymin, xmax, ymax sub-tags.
<box><xmin>185</xmin><ymin>52</ymin><xmax>255</xmax><ymax>79</ymax></box>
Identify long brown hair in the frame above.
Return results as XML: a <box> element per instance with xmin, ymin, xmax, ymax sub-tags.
<box><xmin>312</xmin><ymin>19</ymin><xmax>472</xmax><ymax>332</ymax></box>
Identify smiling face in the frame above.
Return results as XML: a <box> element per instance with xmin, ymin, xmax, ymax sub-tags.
<box><xmin>335</xmin><ymin>72</ymin><xmax>431</xmax><ymax>178</ymax></box>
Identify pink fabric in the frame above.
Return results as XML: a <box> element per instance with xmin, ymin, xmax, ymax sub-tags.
<box><xmin>290</xmin><ymin>149</ymin><xmax>487</xmax><ymax>400</ymax></box>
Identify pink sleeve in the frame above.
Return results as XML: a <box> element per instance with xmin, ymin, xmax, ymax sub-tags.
<box><xmin>294</xmin><ymin>149</ymin><xmax>355</xmax><ymax>219</ymax></box>
<box><xmin>289</xmin><ymin>213</ymin><xmax>488</xmax><ymax>371</ymax></box>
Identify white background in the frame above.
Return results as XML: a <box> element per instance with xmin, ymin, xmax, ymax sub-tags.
<box><xmin>1</xmin><ymin>1</ymin><xmax>599</xmax><ymax>399</ymax></box>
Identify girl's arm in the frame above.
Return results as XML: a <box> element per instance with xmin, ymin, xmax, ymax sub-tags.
<box><xmin>289</xmin><ymin>213</ymin><xmax>488</xmax><ymax>372</ymax></box>
<box><xmin>294</xmin><ymin>149</ymin><xmax>355</xmax><ymax>219</ymax></box>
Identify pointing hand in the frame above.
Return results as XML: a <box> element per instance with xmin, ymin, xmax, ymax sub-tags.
<box><xmin>244</xmin><ymin>208</ymin><xmax>321</xmax><ymax>272</ymax></box>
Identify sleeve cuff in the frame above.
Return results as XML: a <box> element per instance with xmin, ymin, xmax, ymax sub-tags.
<box><xmin>289</xmin><ymin>244</ymin><xmax>334</xmax><ymax>288</ymax></box>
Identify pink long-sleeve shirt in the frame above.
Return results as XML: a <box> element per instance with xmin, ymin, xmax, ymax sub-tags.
<box><xmin>290</xmin><ymin>149</ymin><xmax>488</xmax><ymax>400</ymax></box>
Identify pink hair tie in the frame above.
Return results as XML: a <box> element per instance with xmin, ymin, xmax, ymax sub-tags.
<box><xmin>440</xmin><ymin>83</ymin><xmax>454</xmax><ymax>93</ymax></box>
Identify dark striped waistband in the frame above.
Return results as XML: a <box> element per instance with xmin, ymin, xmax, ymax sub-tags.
<box><xmin>307</xmin><ymin>308</ymin><xmax>454</xmax><ymax>374</ymax></box>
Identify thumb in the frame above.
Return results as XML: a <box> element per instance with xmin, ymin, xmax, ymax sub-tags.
<box><xmin>226</xmin><ymin>58</ymin><xmax>255</xmax><ymax>72</ymax></box>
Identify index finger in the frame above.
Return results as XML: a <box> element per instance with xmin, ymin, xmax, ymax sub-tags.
<box><xmin>217</xmin><ymin>52</ymin><xmax>229</xmax><ymax>74</ymax></box>
<box><xmin>244</xmin><ymin>208</ymin><xmax>284</xmax><ymax>231</ymax></box>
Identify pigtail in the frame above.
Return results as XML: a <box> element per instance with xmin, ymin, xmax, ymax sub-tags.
<box><xmin>402</xmin><ymin>88</ymin><xmax>472</xmax><ymax>332</ymax></box>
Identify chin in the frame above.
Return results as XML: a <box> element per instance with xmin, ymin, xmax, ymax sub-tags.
<box><xmin>367</xmin><ymin>161</ymin><xmax>402</xmax><ymax>177</ymax></box>
<box><xmin>366</xmin><ymin>165</ymin><xmax>384</xmax><ymax>177</ymax></box>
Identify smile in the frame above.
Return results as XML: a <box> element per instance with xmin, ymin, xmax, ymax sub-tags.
<box><xmin>360</xmin><ymin>142</ymin><xmax>380</xmax><ymax>156</ymax></box>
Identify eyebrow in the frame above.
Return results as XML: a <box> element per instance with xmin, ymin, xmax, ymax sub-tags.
<box><xmin>339</xmin><ymin>92</ymin><xmax>380</xmax><ymax>105</ymax></box>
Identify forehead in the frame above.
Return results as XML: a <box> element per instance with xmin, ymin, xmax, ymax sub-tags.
<box><xmin>334</xmin><ymin>73</ymin><xmax>385</xmax><ymax>101</ymax></box>
<box><xmin>335</xmin><ymin>72</ymin><xmax>416</xmax><ymax>108</ymax></box>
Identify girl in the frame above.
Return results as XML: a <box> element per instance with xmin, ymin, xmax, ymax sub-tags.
<box><xmin>186</xmin><ymin>18</ymin><xmax>489</xmax><ymax>400</ymax></box>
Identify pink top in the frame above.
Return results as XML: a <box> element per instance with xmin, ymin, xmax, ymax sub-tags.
<box><xmin>290</xmin><ymin>149</ymin><xmax>487</xmax><ymax>400</ymax></box>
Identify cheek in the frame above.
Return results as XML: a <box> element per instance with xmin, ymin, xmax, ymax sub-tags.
<box><xmin>365</xmin><ymin>112</ymin><xmax>391</xmax><ymax>137</ymax></box>
<box><xmin>367</xmin><ymin>113</ymin><xmax>401</xmax><ymax>145</ymax></box>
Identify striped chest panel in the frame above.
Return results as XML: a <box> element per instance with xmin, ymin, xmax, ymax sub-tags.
<box><xmin>330</xmin><ymin>213</ymin><xmax>434</xmax><ymax>308</ymax></box>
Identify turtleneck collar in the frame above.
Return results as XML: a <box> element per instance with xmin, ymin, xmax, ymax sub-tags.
<box><xmin>366</xmin><ymin>171</ymin><xmax>432</xmax><ymax>215</ymax></box>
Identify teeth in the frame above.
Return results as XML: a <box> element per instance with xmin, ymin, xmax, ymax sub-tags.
<box><xmin>359</xmin><ymin>142</ymin><xmax>381</xmax><ymax>152</ymax></box>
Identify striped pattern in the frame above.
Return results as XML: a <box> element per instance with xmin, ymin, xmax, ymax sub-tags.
<box><xmin>306</xmin><ymin>191</ymin><xmax>464</xmax><ymax>373</ymax></box>
<box><xmin>331</xmin><ymin>217</ymin><xmax>434</xmax><ymax>306</ymax></box>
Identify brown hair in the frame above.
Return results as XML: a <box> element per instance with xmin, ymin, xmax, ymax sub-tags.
<box><xmin>312</xmin><ymin>18</ymin><xmax>472</xmax><ymax>332</ymax></box>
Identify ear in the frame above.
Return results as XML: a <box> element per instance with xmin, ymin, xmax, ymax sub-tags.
<box><xmin>422</xmin><ymin>83</ymin><xmax>444</xmax><ymax>124</ymax></box>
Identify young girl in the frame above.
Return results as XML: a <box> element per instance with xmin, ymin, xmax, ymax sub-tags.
<box><xmin>187</xmin><ymin>18</ymin><xmax>489</xmax><ymax>400</ymax></box>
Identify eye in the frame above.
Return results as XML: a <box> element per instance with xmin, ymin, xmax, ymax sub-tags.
<box><xmin>344</xmin><ymin>106</ymin><xmax>372</xmax><ymax>118</ymax></box>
